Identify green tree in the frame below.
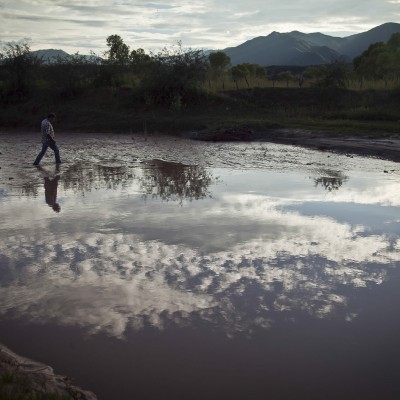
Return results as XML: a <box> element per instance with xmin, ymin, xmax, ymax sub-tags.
<box><xmin>129</xmin><ymin>48</ymin><xmax>151</xmax><ymax>73</ymax></box>
<box><xmin>104</xmin><ymin>34</ymin><xmax>130</xmax><ymax>65</ymax></box>
<box><xmin>276</xmin><ymin>70</ymin><xmax>294</xmax><ymax>87</ymax></box>
<box><xmin>231</xmin><ymin>64</ymin><xmax>251</xmax><ymax>88</ymax></box>
<box><xmin>354</xmin><ymin>34</ymin><xmax>400</xmax><ymax>88</ymax></box>
<box><xmin>303</xmin><ymin>65</ymin><xmax>327</xmax><ymax>83</ymax></box>
<box><xmin>353</xmin><ymin>42</ymin><xmax>386</xmax><ymax>87</ymax></box>
<box><xmin>385</xmin><ymin>32</ymin><xmax>400</xmax><ymax>83</ymax></box>
<box><xmin>254</xmin><ymin>65</ymin><xmax>267</xmax><ymax>79</ymax></box>
<box><xmin>44</xmin><ymin>52</ymin><xmax>100</xmax><ymax>97</ymax></box>
<box><xmin>143</xmin><ymin>41</ymin><xmax>209</xmax><ymax>108</ymax></box>
<box><xmin>102</xmin><ymin>35</ymin><xmax>132</xmax><ymax>86</ymax></box>
<box><xmin>0</xmin><ymin>40</ymin><xmax>41</xmax><ymax>97</ymax></box>
<box><xmin>321</xmin><ymin>60</ymin><xmax>349</xmax><ymax>88</ymax></box>
<box><xmin>208</xmin><ymin>51</ymin><xmax>231</xmax><ymax>88</ymax></box>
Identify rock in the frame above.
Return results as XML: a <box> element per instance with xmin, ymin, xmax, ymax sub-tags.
<box><xmin>0</xmin><ymin>344</ymin><xmax>97</xmax><ymax>400</ymax></box>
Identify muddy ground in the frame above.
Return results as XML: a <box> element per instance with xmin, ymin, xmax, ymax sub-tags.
<box><xmin>258</xmin><ymin>129</ymin><xmax>400</xmax><ymax>163</ymax></box>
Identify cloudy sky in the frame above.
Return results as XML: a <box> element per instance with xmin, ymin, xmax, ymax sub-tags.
<box><xmin>1</xmin><ymin>0</ymin><xmax>399</xmax><ymax>54</ymax></box>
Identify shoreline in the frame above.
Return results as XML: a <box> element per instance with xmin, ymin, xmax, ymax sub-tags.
<box><xmin>3</xmin><ymin>128</ymin><xmax>400</xmax><ymax>163</ymax></box>
<box><xmin>0</xmin><ymin>344</ymin><xmax>97</xmax><ymax>399</ymax></box>
<box><xmin>258</xmin><ymin>129</ymin><xmax>400</xmax><ymax>163</ymax></box>
<box><xmin>189</xmin><ymin>128</ymin><xmax>400</xmax><ymax>163</ymax></box>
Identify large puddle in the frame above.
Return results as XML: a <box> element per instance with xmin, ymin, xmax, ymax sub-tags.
<box><xmin>1</xmin><ymin>133</ymin><xmax>400</xmax><ymax>399</ymax></box>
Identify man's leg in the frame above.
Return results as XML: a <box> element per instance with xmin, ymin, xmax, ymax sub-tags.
<box><xmin>49</xmin><ymin>142</ymin><xmax>61</xmax><ymax>164</ymax></box>
<box><xmin>33</xmin><ymin>144</ymin><xmax>48</xmax><ymax>165</ymax></box>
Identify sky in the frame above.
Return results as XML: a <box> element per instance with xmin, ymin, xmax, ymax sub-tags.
<box><xmin>1</xmin><ymin>0</ymin><xmax>399</xmax><ymax>55</ymax></box>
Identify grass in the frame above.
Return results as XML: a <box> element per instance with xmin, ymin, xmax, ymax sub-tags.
<box><xmin>0</xmin><ymin>371</ymin><xmax>71</xmax><ymax>400</ymax></box>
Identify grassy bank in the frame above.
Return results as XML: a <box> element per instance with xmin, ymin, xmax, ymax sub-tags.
<box><xmin>1</xmin><ymin>87</ymin><xmax>399</xmax><ymax>137</ymax></box>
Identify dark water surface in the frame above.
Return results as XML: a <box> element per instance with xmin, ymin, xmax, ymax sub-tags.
<box><xmin>0</xmin><ymin>133</ymin><xmax>400</xmax><ymax>399</ymax></box>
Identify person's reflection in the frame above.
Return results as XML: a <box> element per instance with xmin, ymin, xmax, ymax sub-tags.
<box><xmin>44</xmin><ymin>175</ymin><xmax>61</xmax><ymax>212</ymax></box>
<box><xmin>36</xmin><ymin>165</ymin><xmax>61</xmax><ymax>212</ymax></box>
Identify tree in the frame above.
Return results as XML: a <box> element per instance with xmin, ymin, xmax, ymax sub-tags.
<box><xmin>254</xmin><ymin>65</ymin><xmax>267</xmax><ymax>80</ymax></box>
<box><xmin>101</xmin><ymin>35</ymin><xmax>132</xmax><ymax>87</ymax></box>
<box><xmin>354</xmin><ymin>34</ymin><xmax>400</xmax><ymax>88</ymax></box>
<box><xmin>129</xmin><ymin>48</ymin><xmax>151</xmax><ymax>80</ymax></box>
<box><xmin>276</xmin><ymin>70</ymin><xmax>294</xmax><ymax>87</ymax></box>
<box><xmin>208</xmin><ymin>51</ymin><xmax>231</xmax><ymax>88</ymax></box>
<box><xmin>353</xmin><ymin>42</ymin><xmax>386</xmax><ymax>87</ymax></box>
<box><xmin>104</xmin><ymin>35</ymin><xmax>130</xmax><ymax>65</ymax></box>
<box><xmin>303</xmin><ymin>65</ymin><xmax>327</xmax><ymax>86</ymax></box>
<box><xmin>43</xmin><ymin>52</ymin><xmax>100</xmax><ymax>97</ymax></box>
<box><xmin>143</xmin><ymin>42</ymin><xmax>209</xmax><ymax>107</ymax></box>
<box><xmin>321</xmin><ymin>60</ymin><xmax>349</xmax><ymax>88</ymax></box>
<box><xmin>385</xmin><ymin>32</ymin><xmax>400</xmax><ymax>82</ymax></box>
<box><xmin>231</xmin><ymin>64</ymin><xmax>251</xmax><ymax>88</ymax></box>
<box><xmin>0</xmin><ymin>40</ymin><xmax>42</xmax><ymax>97</ymax></box>
<box><xmin>208</xmin><ymin>51</ymin><xmax>231</xmax><ymax>73</ymax></box>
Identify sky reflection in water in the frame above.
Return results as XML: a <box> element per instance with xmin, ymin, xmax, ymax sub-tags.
<box><xmin>0</xmin><ymin>159</ymin><xmax>399</xmax><ymax>340</ymax></box>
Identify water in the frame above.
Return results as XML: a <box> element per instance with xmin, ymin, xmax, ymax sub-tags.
<box><xmin>0</xmin><ymin>133</ymin><xmax>400</xmax><ymax>399</ymax></box>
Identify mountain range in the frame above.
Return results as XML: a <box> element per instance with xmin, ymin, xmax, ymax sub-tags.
<box><xmin>33</xmin><ymin>22</ymin><xmax>400</xmax><ymax>67</ymax></box>
<box><xmin>223</xmin><ymin>22</ymin><xmax>400</xmax><ymax>66</ymax></box>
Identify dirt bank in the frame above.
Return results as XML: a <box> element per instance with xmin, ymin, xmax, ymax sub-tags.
<box><xmin>0</xmin><ymin>344</ymin><xmax>97</xmax><ymax>400</ymax></box>
<box><xmin>191</xmin><ymin>127</ymin><xmax>400</xmax><ymax>163</ymax></box>
<box><xmin>260</xmin><ymin>129</ymin><xmax>400</xmax><ymax>163</ymax></box>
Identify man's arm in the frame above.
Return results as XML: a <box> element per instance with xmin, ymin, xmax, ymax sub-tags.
<box><xmin>46</xmin><ymin>121</ymin><xmax>56</xmax><ymax>143</ymax></box>
<box><xmin>46</xmin><ymin>133</ymin><xmax>56</xmax><ymax>143</ymax></box>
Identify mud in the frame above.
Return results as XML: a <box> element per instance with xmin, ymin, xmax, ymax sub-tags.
<box><xmin>258</xmin><ymin>128</ymin><xmax>400</xmax><ymax>163</ymax></box>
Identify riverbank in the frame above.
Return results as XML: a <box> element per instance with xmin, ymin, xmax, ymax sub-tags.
<box><xmin>262</xmin><ymin>129</ymin><xmax>400</xmax><ymax>163</ymax></box>
<box><xmin>0</xmin><ymin>344</ymin><xmax>97</xmax><ymax>400</ymax></box>
<box><xmin>254</xmin><ymin>129</ymin><xmax>400</xmax><ymax>163</ymax></box>
<box><xmin>189</xmin><ymin>127</ymin><xmax>400</xmax><ymax>163</ymax></box>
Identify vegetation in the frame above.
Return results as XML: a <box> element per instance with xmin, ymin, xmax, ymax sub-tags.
<box><xmin>354</xmin><ymin>33</ymin><xmax>400</xmax><ymax>88</ymax></box>
<box><xmin>0</xmin><ymin>34</ymin><xmax>399</xmax><ymax>136</ymax></box>
<box><xmin>0</xmin><ymin>371</ymin><xmax>71</xmax><ymax>400</ymax></box>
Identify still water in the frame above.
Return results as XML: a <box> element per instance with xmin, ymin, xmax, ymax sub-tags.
<box><xmin>0</xmin><ymin>134</ymin><xmax>400</xmax><ymax>399</ymax></box>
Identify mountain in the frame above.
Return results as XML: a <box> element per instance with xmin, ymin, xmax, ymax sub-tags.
<box><xmin>30</xmin><ymin>49</ymin><xmax>100</xmax><ymax>63</ymax></box>
<box><xmin>338</xmin><ymin>22</ymin><xmax>400</xmax><ymax>59</ymax></box>
<box><xmin>222</xmin><ymin>22</ymin><xmax>400</xmax><ymax>66</ymax></box>
<box><xmin>224</xmin><ymin>32</ymin><xmax>345</xmax><ymax>66</ymax></box>
<box><xmin>31</xmin><ymin>49</ymin><xmax>70</xmax><ymax>63</ymax></box>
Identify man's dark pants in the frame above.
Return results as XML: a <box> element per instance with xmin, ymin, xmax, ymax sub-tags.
<box><xmin>33</xmin><ymin>141</ymin><xmax>61</xmax><ymax>165</ymax></box>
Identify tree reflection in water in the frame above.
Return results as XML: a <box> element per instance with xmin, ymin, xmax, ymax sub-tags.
<box><xmin>59</xmin><ymin>160</ymin><xmax>213</xmax><ymax>202</ymax></box>
<box><xmin>139</xmin><ymin>159</ymin><xmax>213</xmax><ymax>202</ymax></box>
<box><xmin>313</xmin><ymin>169</ymin><xmax>348</xmax><ymax>192</ymax></box>
<box><xmin>61</xmin><ymin>163</ymin><xmax>135</xmax><ymax>193</ymax></box>
<box><xmin>9</xmin><ymin>161</ymin><xmax>214</xmax><ymax>203</ymax></box>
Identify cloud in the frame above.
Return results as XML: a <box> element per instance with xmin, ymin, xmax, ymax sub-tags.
<box><xmin>1</xmin><ymin>0</ymin><xmax>399</xmax><ymax>52</ymax></box>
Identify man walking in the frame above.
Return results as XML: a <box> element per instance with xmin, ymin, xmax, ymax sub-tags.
<box><xmin>33</xmin><ymin>113</ymin><xmax>61</xmax><ymax>165</ymax></box>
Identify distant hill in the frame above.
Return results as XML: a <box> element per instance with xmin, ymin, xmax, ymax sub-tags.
<box><xmin>31</xmin><ymin>49</ymin><xmax>70</xmax><ymax>63</ymax></box>
<box><xmin>30</xmin><ymin>49</ymin><xmax>100</xmax><ymax>63</ymax></box>
<box><xmin>338</xmin><ymin>22</ymin><xmax>400</xmax><ymax>59</ymax></box>
<box><xmin>222</xmin><ymin>22</ymin><xmax>400</xmax><ymax>66</ymax></box>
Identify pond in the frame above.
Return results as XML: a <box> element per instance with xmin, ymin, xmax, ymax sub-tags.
<box><xmin>0</xmin><ymin>133</ymin><xmax>400</xmax><ymax>399</ymax></box>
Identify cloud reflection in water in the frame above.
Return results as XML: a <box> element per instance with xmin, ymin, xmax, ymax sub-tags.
<box><xmin>0</xmin><ymin>160</ymin><xmax>399</xmax><ymax>339</ymax></box>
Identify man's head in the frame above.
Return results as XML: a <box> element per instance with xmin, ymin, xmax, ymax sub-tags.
<box><xmin>47</xmin><ymin>112</ymin><xmax>56</xmax><ymax>122</ymax></box>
